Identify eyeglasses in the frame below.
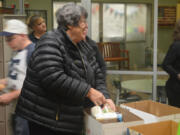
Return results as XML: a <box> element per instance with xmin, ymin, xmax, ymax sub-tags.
<box><xmin>5</xmin><ymin>35</ymin><xmax>16</xmax><ymax>42</ymax></box>
<box><xmin>78</xmin><ymin>19</ymin><xmax>88</xmax><ymax>28</ymax></box>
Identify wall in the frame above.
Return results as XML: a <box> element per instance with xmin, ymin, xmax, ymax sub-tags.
<box><xmin>4</xmin><ymin>0</ymin><xmax>80</xmax><ymax>31</ymax></box>
<box><xmin>4</xmin><ymin>0</ymin><xmax>52</xmax><ymax>31</ymax></box>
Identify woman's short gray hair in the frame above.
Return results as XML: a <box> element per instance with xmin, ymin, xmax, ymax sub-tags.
<box><xmin>56</xmin><ymin>3</ymin><xmax>88</xmax><ymax>30</ymax></box>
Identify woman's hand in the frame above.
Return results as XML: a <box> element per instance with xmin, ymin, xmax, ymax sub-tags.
<box><xmin>86</xmin><ymin>88</ymin><xmax>106</xmax><ymax>106</ymax></box>
<box><xmin>0</xmin><ymin>90</ymin><xmax>20</xmax><ymax>105</ymax></box>
<box><xmin>86</xmin><ymin>88</ymin><xmax>116</xmax><ymax>111</ymax></box>
<box><xmin>105</xmin><ymin>99</ymin><xmax>116</xmax><ymax>111</ymax></box>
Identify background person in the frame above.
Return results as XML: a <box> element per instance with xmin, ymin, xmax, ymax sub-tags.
<box><xmin>80</xmin><ymin>36</ymin><xmax>107</xmax><ymax>75</ymax></box>
<box><xmin>0</xmin><ymin>19</ymin><xmax>35</xmax><ymax>135</ymax></box>
<box><xmin>15</xmin><ymin>3</ymin><xmax>115</xmax><ymax>135</ymax></box>
<box><xmin>162</xmin><ymin>19</ymin><xmax>180</xmax><ymax>107</ymax></box>
<box><xmin>27</xmin><ymin>15</ymin><xmax>46</xmax><ymax>43</ymax></box>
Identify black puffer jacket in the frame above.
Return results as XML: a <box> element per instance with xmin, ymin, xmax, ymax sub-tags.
<box><xmin>15</xmin><ymin>28</ymin><xmax>110</xmax><ymax>133</ymax></box>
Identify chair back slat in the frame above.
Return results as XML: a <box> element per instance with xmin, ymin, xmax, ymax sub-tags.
<box><xmin>98</xmin><ymin>42</ymin><xmax>121</xmax><ymax>58</ymax></box>
<box><xmin>97</xmin><ymin>42</ymin><xmax>130</xmax><ymax>69</ymax></box>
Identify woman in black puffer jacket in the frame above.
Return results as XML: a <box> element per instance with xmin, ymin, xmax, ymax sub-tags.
<box><xmin>15</xmin><ymin>3</ymin><xmax>115</xmax><ymax>135</ymax></box>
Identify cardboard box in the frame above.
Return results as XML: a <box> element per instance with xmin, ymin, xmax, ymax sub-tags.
<box><xmin>127</xmin><ymin>120</ymin><xmax>178</xmax><ymax>135</ymax></box>
<box><xmin>120</xmin><ymin>100</ymin><xmax>180</xmax><ymax>124</ymax></box>
<box><xmin>84</xmin><ymin>100</ymin><xmax>180</xmax><ymax>135</ymax></box>
<box><xmin>84</xmin><ymin>107</ymin><xmax>143</xmax><ymax>135</ymax></box>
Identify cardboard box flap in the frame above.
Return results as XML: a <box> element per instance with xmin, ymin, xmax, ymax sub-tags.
<box><xmin>128</xmin><ymin>120</ymin><xmax>178</xmax><ymax>135</ymax></box>
<box><xmin>121</xmin><ymin>104</ymin><xmax>158</xmax><ymax>123</ymax></box>
<box><xmin>116</xmin><ymin>106</ymin><xmax>142</xmax><ymax>122</ymax></box>
<box><xmin>122</xmin><ymin>100</ymin><xmax>180</xmax><ymax>116</ymax></box>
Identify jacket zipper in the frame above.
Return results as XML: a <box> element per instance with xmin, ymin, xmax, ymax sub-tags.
<box><xmin>55</xmin><ymin>45</ymin><xmax>86</xmax><ymax>121</ymax></box>
<box><xmin>75</xmin><ymin>45</ymin><xmax>87</xmax><ymax>76</ymax></box>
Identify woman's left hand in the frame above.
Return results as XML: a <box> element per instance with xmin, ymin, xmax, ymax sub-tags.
<box><xmin>105</xmin><ymin>99</ymin><xmax>116</xmax><ymax>111</ymax></box>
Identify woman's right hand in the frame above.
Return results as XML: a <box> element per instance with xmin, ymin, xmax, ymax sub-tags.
<box><xmin>86</xmin><ymin>88</ymin><xmax>106</xmax><ymax>106</ymax></box>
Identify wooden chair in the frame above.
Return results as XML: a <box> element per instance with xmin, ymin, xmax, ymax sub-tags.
<box><xmin>97</xmin><ymin>42</ymin><xmax>130</xmax><ymax>69</ymax></box>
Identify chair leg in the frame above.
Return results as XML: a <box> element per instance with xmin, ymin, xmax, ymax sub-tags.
<box><xmin>157</xmin><ymin>86</ymin><xmax>167</xmax><ymax>104</ymax></box>
<box><xmin>118</xmin><ymin>61</ymin><xmax>130</xmax><ymax>70</ymax></box>
<box><xmin>127</xmin><ymin>59</ymin><xmax>130</xmax><ymax>69</ymax></box>
<box><xmin>118</xmin><ymin>62</ymin><xmax>121</xmax><ymax>70</ymax></box>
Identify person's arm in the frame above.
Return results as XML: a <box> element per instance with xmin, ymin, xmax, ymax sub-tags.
<box><xmin>86</xmin><ymin>88</ymin><xmax>106</xmax><ymax>106</ymax></box>
<box><xmin>94</xmin><ymin>67</ymin><xmax>116</xmax><ymax>111</ymax></box>
<box><xmin>85</xmin><ymin>38</ymin><xmax>116</xmax><ymax>111</ymax></box>
<box><xmin>162</xmin><ymin>43</ymin><xmax>180</xmax><ymax>79</ymax></box>
<box><xmin>0</xmin><ymin>90</ymin><xmax>20</xmax><ymax>105</ymax></box>
<box><xmin>91</xmin><ymin>42</ymin><xmax>116</xmax><ymax>111</ymax></box>
<box><xmin>84</xmin><ymin>38</ymin><xmax>109</xmax><ymax>98</ymax></box>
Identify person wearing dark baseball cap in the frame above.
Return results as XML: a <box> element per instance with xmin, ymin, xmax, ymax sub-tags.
<box><xmin>0</xmin><ymin>19</ymin><xmax>35</xmax><ymax>135</ymax></box>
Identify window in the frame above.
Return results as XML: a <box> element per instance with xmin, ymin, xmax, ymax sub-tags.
<box><xmin>91</xmin><ymin>3</ymin><xmax>148</xmax><ymax>42</ymax></box>
<box><xmin>126</xmin><ymin>4</ymin><xmax>147</xmax><ymax>41</ymax></box>
<box><xmin>91</xmin><ymin>3</ymin><xmax>99</xmax><ymax>42</ymax></box>
<box><xmin>103</xmin><ymin>4</ymin><xmax>125</xmax><ymax>42</ymax></box>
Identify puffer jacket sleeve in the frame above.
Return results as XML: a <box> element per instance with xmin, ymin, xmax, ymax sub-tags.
<box><xmin>85</xmin><ymin>37</ymin><xmax>110</xmax><ymax>99</ymax></box>
<box><xmin>94</xmin><ymin>59</ymin><xmax>110</xmax><ymax>99</ymax></box>
<box><xmin>31</xmin><ymin>36</ymin><xmax>91</xmax><ymax>102</ymax></box>
<box><xmin>90</xmin><ymin>44</ymin><xmax>110</xmax><ymax>99</ymax></box>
